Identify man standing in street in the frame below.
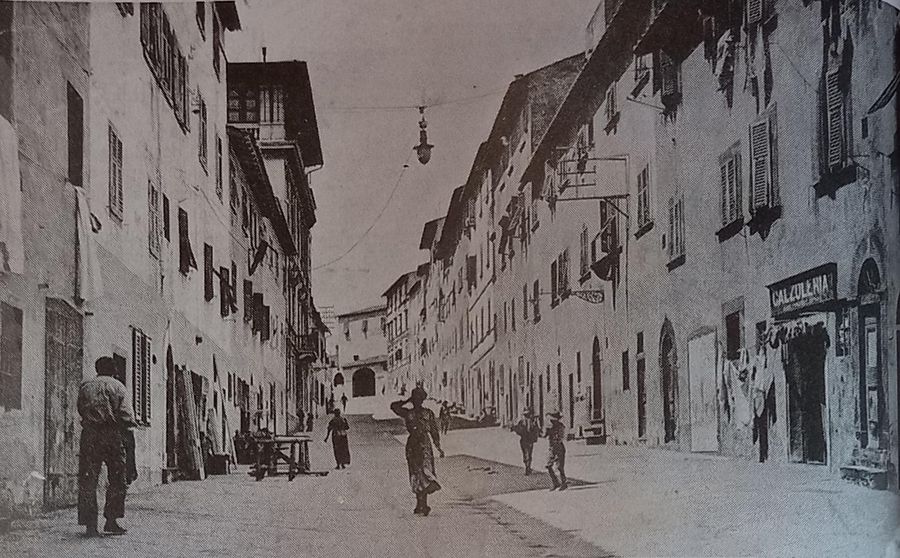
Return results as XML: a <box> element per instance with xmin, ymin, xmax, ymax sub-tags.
<box><xmin>341</xmin><ymin>392</ymin><xmax>348</xmax><ymax>412</ymax></box>
<box><xmin>545</xmin><ymin>411</ymin><xmax>568</xmax><ymax>491</ymax></box>
<box><xmin>77</xmin><ymin>356</ymin><xmax>136</xmax><ymax>537</ymax></box>
<box><xmin>513</xmin><ymin>408</ymin><xmax>541</xmax><ymax>475</ymax></box>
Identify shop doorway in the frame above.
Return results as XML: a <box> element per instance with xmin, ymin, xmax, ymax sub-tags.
<box><xmin>333</xmin><ymin>372</ymin><xmax>344</xmax><ymax>387</ymax></box>
<box><xmin>660</xmin><ymin>320</ymin><xmax>678</xmax><ymax>444</ymax></box>
<box><xmin>569</xmin><ymin>373</ymin><xmax>575</xmax><ymax>428</ymax></box>
<box><xmin>592</xmin><ymin>337</ymin><xmax>603</xmax><ymax>421</ymax></box>
<box><xmin>858</xmin><ymin>258</ymin><xmax>883</xmax><ymax>449</ymax></box>
<box><xmin>784</xmin><ymin>323</ymin><xmax>828</xmax><ymax>464</ymax></box>
<box><xmin>165</xmin><ymin>346</ymin><xmax>176</xmax><ymax>472</ymax></box>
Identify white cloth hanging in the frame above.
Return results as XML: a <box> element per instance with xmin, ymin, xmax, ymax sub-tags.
<box><xmin>74</xmin><ymin>185</ymin><xmax>104</xmax><ymax>302</ymax></box>
<box><xmin>0</xmin><ymin>116</ymin><xmax>23</xmax><ymax>274</ymax></box>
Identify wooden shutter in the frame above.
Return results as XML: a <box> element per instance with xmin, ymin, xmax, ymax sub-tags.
<box><xmin>749</xmin><ymin>120</ymin><xmax>770</xmax><ymax>212</ymax></box>
<box><xmin>550</xmin><ymin>260</ymin><xmax>558</xmax><ymax>304</ymax></box>
<box><xmin>178</xmin><ymin>208</ymin><xmax>196</xmax><ymax>273</ymax></box>
<box><xmin>142</xmin><ymin>334</ymin><xmax>151</xmax><ymax>423</ymax></box>
<box><xmin>244</xmin><ymin>280</ymin><xmax>253</xmax><ymax>322</ymax></box>
<box><xmin>132</xmin><ymin>328</ymin><xmax>143</xmax><ymax>422</ymax></box>
<box><xmin>825</xmin><ymin>70</ymin><xmax>844</xmax><ymax>169</ymax></box>
<box><xmin>668</xmin><ymin>197</ymin><xmax>675</xmax><ymax>258</ymax></box>
<box><xmin>660</xmin><ymin>53</ymin><xmax>677</xmax><ymax>97</ymax></box>
<box><xmin>219</xmin><ymin>266</ymin><xmax>230</xmax><ymax>317</ymax></box>
<box><xmin>231</xmin><ymin>261</ymin><xmax>238</xmax><ymax>313</ymax></box>
<box><xmin>252</xmin><ymin>293</ymin><xmax>263</xmax><ymax>333</ymax></box>
<box><xmin>747</xmin><ymin>0</ymin><xmax>763</xmax><ymax>24</ymax></box>
<box><xmin>149</xmin><ymin>180</ymin><xmax>161</xmax><ymax>257</ymax></box>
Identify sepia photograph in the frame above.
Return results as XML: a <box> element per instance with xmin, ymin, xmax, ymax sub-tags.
<box><xmin>0</xmin><ymin>0</ymin><xmax>898</xmax><ymax>556</ymax></box>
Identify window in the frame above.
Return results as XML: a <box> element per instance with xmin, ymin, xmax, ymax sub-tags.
<box><xmin>198</xmin><ymin>94</ymin><xmax>208</xmax><ymax>171</ymax></box>
<box><xmin>259</xmin><ymin>85</ymin><xmax>285</xmax><ymax>124</ymax></box>
<box><xmin>720</xmin><ymin>147</ymin><xmax>742</xmax><ymax>226</ymax></box>
<box><xmin>0</xmin><ymin>303</ymin><xmax>22</xmax><ymax>410</ymax></box>
<box><xmin>576</xmin><ymin>352</ymin><xmax>582</xmax><ymax>384</ymax></box>
<box><xmin>533</xmin><ymin>280</ymin><xmax>541</xmax><ymax>322</ymax></box>
<box><xmin>362</xmin><ymin>319</ymin><xmax>368</xmax><ymax>338</ymax></box>
<box><xmin>132</xmin><ymin>327</ymin><xmax>151</xmax><ymax>425</ymax></box>
<box><xmin>622</xmin><ymin>350</ymin><xmax>630</xmax><ymax>391</ymax></box>
<box><xmin>749</xmin><ymin>110</ymin><xmax>779</xmax><ymax>213</ymax></box>
<box><xmin>580</xmin><ymin>225</ymin><xmax>590</xmax><ymax>279</ymax></box>
<box><xmin>343</xmin><ymin>320</ymin><xmax>350</xmax><ymax>341</ymax></box>
<box><xmin>231</xmin><ymin>261</ymin><xmax>238</xmax><ymax>312</ymax></box>
<box><xmin>162</xmin><ymin>194</ymin><xmax>170</xmax><ymax>241</ymax></box>
<box><xmin>522</xmin><ymin>285</ymin><xmax>528</xmax><ymax>321</ymax></box>
<box><xmin>747</xmin><ymin>0</ymin><xmax>763</xmax><ymax>25</ymax></box>
<box><xmin>204</xmin><ymin>243</ymin><xmax>214</xmax><ymax>301</ymax></box>
<box><xmin>633</xmin><ymin>54</ymin><xmax>651</xmax><ymax>94</ymax></box>
<box><xmin>511</xmin><ymin>299</ymin><xmax>516</xmax><ymax>332</ymax></box>
<box><xmin>67</xmin><ymin>83</ymin><xmax>83</xmax><ymax>187</ymax></box>
<box><xmin>148</xmin><ymin>179</ymin><xmax>161</xmax><ymax>258</ymax></box>
<box><xmin>139</xmin><ymin>4</ymin><xmax>189</xmax><ymax>130</ymax></box>
<box><xmin>215</xmin><ymin>134</ymin><xmax>223</xmax><ymax>200</ymax></box>
<box><xmin>550</xmin><ymin>260</ymin><xmax>558</xmax><ymax>307</ymax></box>
<box><xmin>605</xmin><ymin>81</ymin><xmax>618</xmax><ymax>126</ymax></box>
<box><xmin>212</xmin><ymin>14</ymin><xmax>222</xmax><ymax>79</ymax></box>
<box><xmin>117</xmin><ymin>3</ymin><xmax>134</xmax><ymax>17</ymax></box>
<box><xmin>228</xmin><ymin>87</ymin><xmax>259</xmax><ymax>123</ymax></box>
<box><xmin>636</xmin><ymin>165</ymin><xmax>651</xmax><ymax>231</ymax></box>
<box><xmin>725</xmin><ymin>311</ymin><xmax>743</xmax><ymax>361</ymax></box>
<box><xmin>667</xmin><ymin>195</ymin><xmax>685</xmax><ymax>264</ymax></box>
<box><xmin>658</xmin><ymin>50</ymin><xmax>682</xmax><ymax>111</ymax></box>
<box><xmin>558</xmin><ymin>250</ymin><xmax>570</xmax><ymax>299</ymax></box>
<box><xmin>178</xmin><ymin>208</ymin><xmax>197</xmax><ymax>274</ymax></box>
<box><xmin>195</xmin><ymin>2</ymin><xmax>205</xmax><ymax>38</ymax></box>
<box><xmin>219</xmin><ymin>266</ymin><xmax>230</xmax><ymax>317</ymax></box>
<box><xmin>243</xmin><ymin>280</ymin><xmax>253</xmax><ymax>323</ymax></box>
<box><xmin>108</xmin><ymin>125</ymin><xmax>124</xmax><ymax>219</ymax></box>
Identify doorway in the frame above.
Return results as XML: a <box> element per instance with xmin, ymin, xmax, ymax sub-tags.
<box><xmin>165</xmin><ymin>346</ymin><xmax>176</xmax><ymax>471</ymax></box>
<box><xmin>858</xmin><ymin>258</ymin><xmax>883</xmax><ymax>449</ymax></box>
<box><xmin>43</xmin><ymin>298</ymin><xmax>83</xmax><ymax>509</ymax></box>
<box><xmin>568</xmin><ymin>373</ymin><xmax>575</xmax><ymax>428</ymax></box>
<box><xmin>592</xmin><ymin>337</ymin><xmax>603</xmax><ymax>421</ymax></box>
<box><xmin>785</xmin><ymin>323</ymin><xmax>828</xmax><ymax>463</ymax></box>
<box><xmin>660</xmin><ymin>320</ymin><xmax>678</xmax><ymax>444</ymax></box>
<box><xmin>352</xmin><ymin>367</ymin><xmax>375</xmax><ymax>397</ymax></box>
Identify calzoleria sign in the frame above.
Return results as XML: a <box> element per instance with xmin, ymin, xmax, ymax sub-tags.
<box><xmin>767</xmin><ymin>263</ymin><xmax>837</xmax><ymax>318</ymax></box>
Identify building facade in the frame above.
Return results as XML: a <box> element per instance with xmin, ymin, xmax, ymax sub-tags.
<box><xmin>0</xmin><ymin>1</ymin><xmax>327</xmax><ymax>506</ymax></box>
<box><xmin>333</xmin><ymin>305</ymin><xmax>388</xmax><ymax>400</ymax></box>
<box><xmin>398</xmin><ymin>0</ymin><xmax>899</xmax><ymax>488</ymax></box>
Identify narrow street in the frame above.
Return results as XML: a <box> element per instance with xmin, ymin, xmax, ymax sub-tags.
<box><xmin>0</xmin><ymin>415</ymin><xmax>605</xmax><ymax>558</ymax></box>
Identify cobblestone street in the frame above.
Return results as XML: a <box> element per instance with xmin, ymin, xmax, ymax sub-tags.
<box><xmin>0</xmin><ymin>416</ymin><xmax>605</xmax><ymax>558</ymax></box>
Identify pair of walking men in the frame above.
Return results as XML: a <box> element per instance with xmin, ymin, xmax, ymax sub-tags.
<box><xmin>514</xmin><ymin>408</ymin><xmax>567</xmax><ymax>490</ymax></box>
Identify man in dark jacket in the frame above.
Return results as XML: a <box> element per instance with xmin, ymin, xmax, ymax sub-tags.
<box><xmin>513</xmin><ymin>408</ymin><xmax>541</xmax><ymax>475</ymax></box>
<box><xmin>77</xmin><ymin>357</ymin><xmax>136</xmax><ymax>536</ymax></box>
<box><xmin>545</xmin><ymin>411</ymin><xmax>568</xmax><ymax>491</ymax></box>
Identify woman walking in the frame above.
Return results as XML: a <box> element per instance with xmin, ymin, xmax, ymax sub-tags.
<box><xmin>391</xmin><ymin>386</ymin><xmax>444</xmax><ymax>516</ymax></box>
<box><xmin>324</xmin><ymin>409</ymin><xmax>350</xmax><ymax>469</ymax></box>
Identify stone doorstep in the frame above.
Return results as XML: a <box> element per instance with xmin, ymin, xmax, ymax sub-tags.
<box><xmin>840</xmin><ymin>464</ymin><xmax>889</xmax><ymax>491</ymax></box>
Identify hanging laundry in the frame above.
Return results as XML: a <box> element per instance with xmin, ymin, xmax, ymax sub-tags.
<box><xmin>74</xmin><ymin>186</ymin><xmax>104</xmax><ymax>302</ymax></box>
<box><xmin>731</xmin><ymin>357</ymin><xmax>753</xmax><ymax>427</ymax></box>
<box><xmin>752</xmin><ymin>348</ymin><xmax>774</xmax><ymax>418</ymax></box>
<box><xmin>0</xmin><ymin>116</ymin><xmax>24</xmax><ymax>274</ymax></box>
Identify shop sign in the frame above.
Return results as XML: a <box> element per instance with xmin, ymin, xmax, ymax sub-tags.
<box><xmin>768</xmin><ymin>263</ymin><xmax>837</xmax><ymax>317</ymax></box>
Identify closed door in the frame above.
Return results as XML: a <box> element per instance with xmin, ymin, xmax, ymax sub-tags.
<box><xmin>688</xmin><ymin>333</ymin><xmax>719</xmax><ymax>452</ymax></box>
<box><xmin>44</xmin><ymin>298</ymin><xmax>83</xmax><ymax>509</ymax></box>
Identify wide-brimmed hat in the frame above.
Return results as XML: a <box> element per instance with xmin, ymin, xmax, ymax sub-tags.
<box><xmin>411</xmin><ymin>386</ymin><xmax>428</xmax><ymax>403</ymax></box>
<box><xmin>547</xmin><ymin>411</ymin><xmax>562</xmax><ymax>420</ymax></box>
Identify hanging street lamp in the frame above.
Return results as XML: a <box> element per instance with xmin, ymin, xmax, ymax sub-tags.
<box><xmin>414</xmin><ymin>106</ymin><xmax>434</xmax><ymax>165</ymax></box>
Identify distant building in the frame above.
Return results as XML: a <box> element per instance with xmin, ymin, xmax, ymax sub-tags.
<box><xmin>334</xmin><ymin>305</ymin><xmax>388</xmax><ymax>399</ymax></box>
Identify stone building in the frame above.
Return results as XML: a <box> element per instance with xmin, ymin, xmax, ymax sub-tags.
<box><xmin>333</xmin><ymin>305</ymin><xmax>388</xmax><ymax>401</ymax></box>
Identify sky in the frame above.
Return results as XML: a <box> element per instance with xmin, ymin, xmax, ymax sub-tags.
<box><xmin>229</xmin><ymin>0</ymin><xmax>599</xmax><ymax>315</ymax></box>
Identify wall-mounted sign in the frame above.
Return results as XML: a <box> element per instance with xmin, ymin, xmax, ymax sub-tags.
<box><xmin>767</xmin><ymin>263</ymin><xmax>837</xmax><ymax>318</ymax></box>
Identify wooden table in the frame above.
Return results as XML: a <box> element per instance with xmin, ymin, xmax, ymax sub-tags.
<box><xmin>250</xmin><ymin>435</ymin><xmax>327</xmax><ymax>481</ymax></box>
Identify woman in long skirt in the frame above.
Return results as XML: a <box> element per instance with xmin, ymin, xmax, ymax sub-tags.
<box><xmin>390</xmin><ymin>386</ymin><xmax>444</xmax><ymax>516</ymax></box>
<box><xmin>324</xmin><ymin>409</ymin><xmax>350</xmax><ymax>469</ymax></box>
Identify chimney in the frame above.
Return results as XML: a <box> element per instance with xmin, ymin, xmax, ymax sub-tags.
<box><xmin>262</xmin><ymin>47</ymin><xmax>267</xmax><ymax>63</ymax></box>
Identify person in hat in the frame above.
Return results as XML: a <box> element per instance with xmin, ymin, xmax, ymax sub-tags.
<box><xmin>545</xmin><ymin>411</ymin><xmax>568</xmax><ymax>491</ymax></box>
<box><xmin>439</xmin><ymin>401</ymin><xmax>451</xmax><ymax>435</ymax></box>
<box><xmin>513</xmin><ymin>408</ymin><xmax>541</xmax><ymax>475</ymax></box>
<box><xmin>391</xmin><ymin>386</ymin><xmax>445</xmax><ymax>516</ymax></box>
<box><xmin>77</xmin><ymin>357</ymin><xmax>136</xmax><ymax>536</ymax></box>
